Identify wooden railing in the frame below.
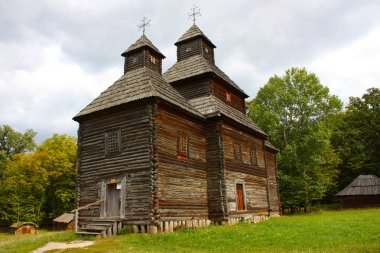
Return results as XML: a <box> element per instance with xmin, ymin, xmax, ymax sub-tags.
<box><xmin>71</xmin><ymin>200</ymin><xmax>104</xmax><ymax>233</ymax></box>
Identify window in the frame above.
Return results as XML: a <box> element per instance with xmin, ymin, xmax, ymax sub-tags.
<box><xmin>150</xmin><ymin>55</ymin><xmax>157</xmax><ymax>64</ymax></box>
<box><xmin>177</xmin><ymin>132</ymin><xmax>189</xmax><ymax>159</ymax></box>
<box><xmin>105</xmin><ymin>130</ymin><xmax>121</xmax><ymax>155</ymax></box>
<box><xmin>185</xmin><ymin>45</ymin><xmax>192</xmax><ymax>52</ymax></box>
<box><xmin>233</xmin><ymin>143</ymin><xmax>242</xmax><ymax>161</ymax></box>
<box><xmin>236</xmin><ymin>183</ymin><xmax>245</xmax><ymax>210</ymax></box>
<box><xmin>205</xmin><ymin>47</ymin><xmax>209</xmax><ymax>53</ymax></box>
<box><xmin>132</xmin><ymin>56</ymin><xmax>138</xmax><ymax>63</ymax></box>
<box><xmin>250</xmin><ymin>145</ymin><xmax>258</xmax><ymax>166</ymax></box>
<box><xmin>226</xmin><ymin>92</ymin><xmax>231</xmax><ymax>102</ymax></box>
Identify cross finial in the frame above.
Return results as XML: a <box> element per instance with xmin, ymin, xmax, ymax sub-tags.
<box><xmin>138</xmin><ymin>17</ymin><xmax>150</xmax><ymax>35</ymax></box>
<box><xmin>188</xmin><ymin>5</ymin><xmax>201</xmax><ymax>24</ymax></box>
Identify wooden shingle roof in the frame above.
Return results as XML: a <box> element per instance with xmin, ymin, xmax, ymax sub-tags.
<box><xmin>121</xmin><ymin>35</ymin><xmax>165</xmax><ymax>58</ymax></box>
<box><xmin>163</xmin><ymin>55</ymin><xmax>248</xmax><ymax>97</ymax></box>
<box><xmin>175</xmin><ymin>24</ymin><xmax>216</xmax><ymax>48</ymax></box>
<box><xmin>188</xmin><ymin>95</ymin><xmax>266</xmax><ymax>136</ymax></box>
<box><xmin>74</xmin><ymin>67</ymin><xmax>204</xmax><ymax>120</ymax></box>
<box><xmin>53</xmin><ymin>213</ymin><xmax>74</xmax><ymax>223</ymax></box>
<box><xmin>337</xmin><ymin>175</ymin><xmax>380</xmax><ymax>196</ymax></box>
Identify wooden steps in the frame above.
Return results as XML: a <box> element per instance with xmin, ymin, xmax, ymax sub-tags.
<box><xmin>76</xmin><ymin>217</ymin><xmax>121</xmax><ymax>237</ymax></box>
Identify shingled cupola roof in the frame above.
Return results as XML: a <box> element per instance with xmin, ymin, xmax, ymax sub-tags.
<box><xmin>121</xmin><ymin>35</ymin><xmax>165</xmax><ymax>58</ymax></box>
<box><xmin>175</xmin><ymin>24</ymin><xmax>216</xmax><ymax>48</ymax></box>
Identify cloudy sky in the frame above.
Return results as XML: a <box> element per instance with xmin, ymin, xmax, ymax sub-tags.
<box><xmin>1</xmin><ymin>0</ymin><xmax>380</xmax><ymax>143</ymax></box>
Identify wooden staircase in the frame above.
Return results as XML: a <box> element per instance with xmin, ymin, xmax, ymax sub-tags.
<box><xmin>77</xmin><ymin>217</ymin><xmax>121</xmax><ymax>237</ymax></box>
<box><xmin>71</xmin><ymin>200</ymin><xmax>122</xmax><ymax>237</ymax></box>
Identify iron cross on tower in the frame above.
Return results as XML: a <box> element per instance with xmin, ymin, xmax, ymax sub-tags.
<box><xmin>138</xmin><ymin>17</ymin><xmax>150</xmax><ymax>35</ymax></box>
<box><xmin>188</xmin><ymin>5</ymin><xmax>201</xmax><ymax>24</ymax></box>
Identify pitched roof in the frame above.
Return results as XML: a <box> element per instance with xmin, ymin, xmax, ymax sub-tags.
<box><xmin>163</xmin><ymin>55</ymin><xmax>248</xmax><ymax>97</ymax></box>
<box><xmin>337</xmin><ymin>175</ymin><xmax>380</xmax><ymax>196</ymax></box>
<box><xmin>74</xmin><ymin>67</ymin><xmax>204</xmax><ymax>120</ymax></box>
<box><xmin>121</xmin><ymin>35</ymin><xmax>165</xmax><ymax>58</ymax></box>
<box><xmin>265</xmin><ymin>140</ymin><xmax>278</xmax><ymax>152</ymax></box>
<box><xmin>175</xmin><ymin>24</ymin><xmax>216</xmax><ymax>48</ymax></box>
<box><xmin>10</xmin><ymin>222</ymin><xmax>38</xmax><ymax>228</ymax></box>
<box><xmin>53</xmin><ymin>213</ymin><xmax>74</xmax><ymax>223</ymax></box>
<box><xmin>188</xmin><ymin>95</ymin><xmax>266</xmax><ymax>136</ymax></box>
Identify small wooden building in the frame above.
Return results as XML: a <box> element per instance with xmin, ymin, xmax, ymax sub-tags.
<box><xmin>337</xmin><ymin>175</ymin><xmax>380</xmax><ymax>208</ymax></box>
<box><xmin>10</xmin><ymin>222</ymin><xmax>38</xmax><ymax>234</ymax></box>
<box><xmin>73</xmin><ymin>24</ymin><xmax>280</xmax><ymax>235</ymax></box>
<box><xmin>53</xmin><ymin>213</ymin><xmax>74</xmax><ymax>231</ymax></box>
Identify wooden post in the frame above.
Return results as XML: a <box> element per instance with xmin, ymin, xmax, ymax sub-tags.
<box><xmin>132</xmin><ymin>225</ymin><xmax>139</xmax><ymax>233</ymax></box>
<box><xmin>74</xmin><ymin>210</ymin><xmax>78</xmax><ymax>233</ymax></box>
<box><xmin>149</xmin><ymin>225</ymin><xmax>157</xmax><ymax>235</ymax></box>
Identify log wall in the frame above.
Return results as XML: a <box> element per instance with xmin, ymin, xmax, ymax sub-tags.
<box><xmin>266</xmin><ymin>150</ymin><xmax>280</xmax><ymax>214</ymax></box>
<box><xmin>221</xmin><ymin>122</ymin><xmax>269</xmax><ymax>215</ymax></box>
<box><xmin>154</xmin><ymin>101</ymin><xmax>208</xmax><ymax>220</ymax></box>
<box><xmin>76</xmin><ymin>101</ymin><xmax>153</xmax><ymax>224</ymax></box>
<box><xmin>171</xmin><ymin>78</ymin><xmax>212</xmax><ymax>100</ymax></box>
<box><xmin>212</xmin><ymin>80</ymin><xmax>246</xmax><ymax>113</ymax></box>
<box><xmin>177</xmin><ymin>39</ymin><xmax>201</xmax><ymax>61</ymax></box>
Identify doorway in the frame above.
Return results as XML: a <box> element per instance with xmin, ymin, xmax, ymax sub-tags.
<box><xmin>106</xmin><ymin>183</ymin><xmax>121</xmax><ymax>217</ymax></box>
<box><xmin>236</xmin><ymin>183</ymin><xmax>245</xmax><ymax>211</ymax></box>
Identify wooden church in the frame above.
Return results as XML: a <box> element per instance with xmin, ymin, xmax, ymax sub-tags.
<box><xmin>73</xmin><ymin>20</ymin><xmax>280</xmax><ymax>235</ymax></box>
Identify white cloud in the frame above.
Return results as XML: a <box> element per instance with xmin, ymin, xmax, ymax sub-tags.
<box><xmin>0</xmin><ymin>44</ymin><xmax>120</xmax><ymax>143</ymax></box>
<box><xmin>309</xmin><ymin>27</ymin><xmax>380</xmax><ymax>103</ymax></box>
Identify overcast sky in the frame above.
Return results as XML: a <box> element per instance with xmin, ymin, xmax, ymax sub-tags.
<box><xmin>1</xmin><ymin>0</ymin><xmax>380</xmax><ymax>143</ymax></box>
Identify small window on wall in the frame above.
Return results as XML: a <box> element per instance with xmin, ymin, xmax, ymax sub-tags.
<box><xmin>185</xmin><ymin>45</ymin><xmax>192</xmax><ymax>52</ymax></box>
<box><xmin>233</xmin><ymin>143</ymin><xmax>242</xmax><ymax>161</ymax></box>
<box><xmin>250</xmin><ymin>145</ymin><xmax>258</xmax><ymax>166</ymax></box>
<box><xmin>150</xmin><ymin>55</ymin><xmax>157</xmax><ymax>64</ymax></box>
<box><xmin>132</xmin><ymin>56</ymin><xmax>138</xmax><ymax>63</ymax></box>
<box><xmin>205</xmin><ymin>47</ymin><xmax>209</xmax><ymax>53</ymax></box>
<box><xmin>226</xmin><ymin>92</ymin><xmax>232</xmax><ymax>102</ymax></box>
<box><xmin>177</xmin><ymin>132</ymin><xmax>189</xmax><ymax>159</ymax></box>
<box><xmin>105</xmin><ymin>130</ymin><xmax>121</xmax><ymax>155</ymax></box>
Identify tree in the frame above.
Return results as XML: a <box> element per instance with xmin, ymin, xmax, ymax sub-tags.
<box><xmin>0</xmin><ymin>153</ymin><xmax>48</xmax><ymax>223</ymax></box>
<box><xmin>0</xmin><ymin>125</ymin><xmax>37</xmax><ymax>169</ymax></box>
<box><xmin>331</xmin><ymin>88</ymin><xmax>380</xmax><ymax>189</ymax></box>
<box><xmin>247</xmin><ymin>67</ymin><xmax>342</xmax><ymax>209</ymax></box>
<box><xmin>37</xmin><ymin>134</ymin><xmax>77</xmax><ymax>221</ymax></box>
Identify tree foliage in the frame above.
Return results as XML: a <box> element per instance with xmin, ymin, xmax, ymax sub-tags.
<box><xmin>0</xmin><ymin>125</ymin><xmax>36</xmax><ymax>169</ymax></box>
<box><xmin>38</xmin><ymin>134</ymin><xmax>77</xmax><ymax>221</ymax></box>
<box><xmin>248</xmin><ymin>67</ymin><xmax>342</xmax><ymax>208</ymax></box>
<box><xmin>331</xmin><ymin>88</ymin><xmax>380</xmax><ymax>188</ymax></box>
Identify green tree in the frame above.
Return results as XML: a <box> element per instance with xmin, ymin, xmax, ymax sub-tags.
<box><xmin>331</xmin><ymin>88</ymin><xmax>380</xmax><ymax>188</ymax></box>
<box><xmin>0</xmin><ymin>153</ymin><xmax>48</xmax><ymax>223</ymax></box>
<box><xmin>37</xmin><ymin>134</ymin><xmax>77</xmax><ymax>221</ymax></box>
<box><xmin>0</xmin><ymin>125</ymin><xmax>37</xmax><ymax>169</ymax></box>
<box><xmin>248</xmin><ymin>67</ymin><xmax>342</xmax><ymax>209</ymax></box>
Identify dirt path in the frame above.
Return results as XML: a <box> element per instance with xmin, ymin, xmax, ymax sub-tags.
<box><xmin>32</xmin><ymin>240</ymin><xmax>94</xmax><ymax>253</ymax></box>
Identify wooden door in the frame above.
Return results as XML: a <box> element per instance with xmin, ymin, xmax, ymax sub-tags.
<box><xmin>236</xmin><ymin>184</ymin><xmax>245</xmax><ymax>210</ymax></box>
<box><xmin>106</xmin><ymin>183</ymin><xmax>121</xmax><ymax>217</ymax></box>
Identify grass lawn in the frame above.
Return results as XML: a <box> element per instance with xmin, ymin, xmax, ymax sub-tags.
<box><xmin>1</xmin><ymin>208</ymin><xmax>379</xmax><ymax>253</ymax></box>
<box><xmin>0</xmin><ymin>230</ymin><xmax>79</xmax><ymax>253</ymax></box>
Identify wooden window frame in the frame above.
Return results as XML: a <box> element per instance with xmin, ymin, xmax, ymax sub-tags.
<box><xmin>250</xmin><ymin>144</ymin><xmax>258</xmax><ymax>166</ymax></box>
<box><xmin>150</xmin><ymin>55</ymin><xmax>157</xmax><ymax>64</ymax></box>
<box><xmin>104</xmin><ymin>129</ymin><xmax>121</xmax><ymax>156</ymax></box>
<box><xmin>226</xmin><ymin>91</ymin><xmax>232</xmax><ymax>102</ymax></box>
<box><xmin>132</xmin><ymin>56</ymin><xmax>138</xmax><ymax>63</ymax></box>
<box><xmin>233</xmin><ymin>142</ymin><xmax>242</xmax><ymax>161</ymax></box>
<box><xmin>177</xmin><ymin>131</ymin><xmax>189</xmax><ymax>160</ymax></box>
<box><xmin>185</xmin><ymin>45</ymin><xmax>192</xmax><ymax>52</ymax></box>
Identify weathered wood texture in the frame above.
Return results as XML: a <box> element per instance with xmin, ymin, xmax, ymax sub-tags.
<box><xmin>124</xmin><ymin>49</ymin><xmax>162</xmax><ymax>74</ymax></box>
<box><xmin>205</xmin><ymin>120</ymin><xmax>228</xmax><ymax>220</ymax></box>
<box><xmin>222</xmin><ymin>122</ymin><xmax>269</xmax><ymax>215</ymax></box>
<box><xmin>155</xmin><ymin>101</ymin><xmax>208</xmax><ymax>220</ymax></box>
<box><xmin>171</xmin><ymin>77</ymin><xmax>212</xmax><ymax>100</ymax></box>
<box><xmin>340</xmin><ymin>195</ymin><xmax>380</xmax><ymax>208</ymax></box>
<box><xmin>200</xmin><ymin>39</ymin><xmax>215</xmax><ymax>63</ymax></box>
<box><xmin>212</xmin><ymin>80</ymin><xmax>245</xmax><ymax>113</ymax></box>
<box><xmin>76</xmin><ymin>101</ymin><xmax>153</xmax><ymax>223</ymax></box>
<box><xmin>266</xmin><ymin>150</ymin><xmax>280</xmax><ymax>214</ymax></box>
<box><xmin>177</xmin><ymin>39</ymin><xmax>201</xmax><ymax>61</ymax></box>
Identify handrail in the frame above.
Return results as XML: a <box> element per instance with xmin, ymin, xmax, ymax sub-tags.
<box><xmin>71</xmin><ymin>199</ymin><xmax>104</xmax><ymax>233</ymax></box>
<box><xmin>71</xmin><ymin>199</ymin><xmax>104</xmax><ymax>213</ymax></box>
